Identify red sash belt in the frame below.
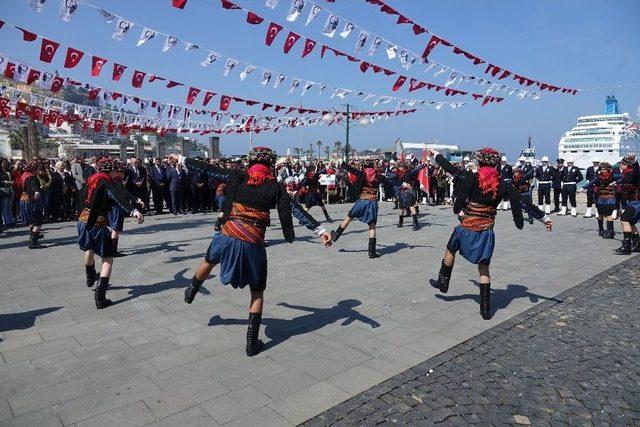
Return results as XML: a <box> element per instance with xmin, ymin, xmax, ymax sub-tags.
<box><xmin>221</xmin><ymin>202</ymin><xmax>270</xmax><ymax>245</ymax></box>
<box><xmin>79</xmin><ymin>208</ymin><xmax>108</xmax><ymax>227</ymax></box>
<box><xmin>461</xmin><ymin>202</ymin><xmax>497</xmax><ymax>232</ymax></box>
<box><xmin>360</xmin><ymin>186</ymin><xmax>378</xmax><ymax>201</ymax></box>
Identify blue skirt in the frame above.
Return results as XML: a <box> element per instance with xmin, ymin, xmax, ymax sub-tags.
<box><xmin>20</xmin><ymin>200</ymin><xmax>42</xmax><ymax>226</ymax></box>
<box><xmin>623</xmin><ymin>201</ymin><xmax>640</xmax><ymax>225</ymax></box>
<box><xmin>596</xmin><ymin>198</ymin><xmax>616</xmax><ymax>217</ymax></box>
<box><xmin>108</xmin><ymin>206</ymin><xmax>125</xmax><ymax>232</ymax></box>
<box><xmin>77</xmin><ymin>221</ymin><xmax>114</xmax><ymax>258</ymax></box>
<box><xmin>205</xmin><ymin>234</ymin><xmax>267</xmax><ymax>291</ymax></box>
<box><xmin>447</xmin><ymin>225</ymin><xmax>495</xmax><ymax>265</ymax></box>
<box><xmin>348</xmin><ymin>199</ymin><xmax>378</xmax><ymax>225</ymax></box>
<box><xmin>215</xmin><ymin>195</ymin><xmax>226</xmax><ymax>211</ymax></box>
<box><xmin>399</xmin><ymin>189</ymin><xmax>416</xmax><ymax>209</ymax></box>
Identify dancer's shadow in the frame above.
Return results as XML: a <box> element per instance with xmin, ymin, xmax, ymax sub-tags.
<box><xmin>434</xmin><ymin>281</ymin><xmax>563</xmax><ymax>318</ymax></box>
<box><xmin>265</xmin><ymin>234</ymin><xmax>318</xmax><ymax>247</ymax></box>
<box><xmin>125</xmin><ymin>241</ymin><xmax>190</xmax><ymax>256</ymax></box>
<box><xmin>338</xmin><ymin>242</ymin><xmax>431</xmax><ymax>256</ymax></box>
<box><xmin>0</xmin><ymin>307</ymin><xmax>62</xmax><ymax>333</ymax></box>
<box><xmin>110</xmin><ymin>268</ymin><xmax>211</xmax><ymax>305</ymax></box>
<box><xmin>208</xmin><ymin>299</ymin><xmax>380</xmax><ymax>350</ymax></box>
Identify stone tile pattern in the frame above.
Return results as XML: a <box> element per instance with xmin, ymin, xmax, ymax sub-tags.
<box><xmin>304</xmin><ymin>255</ymin><xmax>640</xmax><ymax>426</ymax></box>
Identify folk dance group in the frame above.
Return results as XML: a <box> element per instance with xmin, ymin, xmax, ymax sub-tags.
<box><xmin>67</xmin><ymin>145</ymin><xmax>640</xmax><ymax>357</ymax></box>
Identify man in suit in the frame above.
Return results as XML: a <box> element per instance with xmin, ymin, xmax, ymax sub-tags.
<box><xmin>189</xmin><ymin>158</ymin><xmax>207</xmax><ymax>214</ymax></box>
<box><xmin>583</xmin><ymin>158</ymin><xmax>600</xmax><ymax>218</ymax></box>
<box><xmin>496</xmin><ymin>155</ymin><xmax>513</xmax><ymax>210</ymax></box>
<box><xmin>167</xmin><ymin>160</ymin><xmax>186</xmax><ymax>215</ymax></box>
<box><xmin>125</xmin><ymin>157</ymin><xmax>148</xmax><ymax>213</ymax></box>
<box><xmin>148</xmin><ymin>157</ymin><xmax>167</xmax><ymax>215</ymax></box>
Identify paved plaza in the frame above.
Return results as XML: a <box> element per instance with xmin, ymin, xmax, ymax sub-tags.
<box><xmin>0</xmin><ymin>201</ymin><xmax>636</xmax><ymax>426</ymax></box>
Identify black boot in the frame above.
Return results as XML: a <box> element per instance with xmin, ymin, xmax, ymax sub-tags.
<box><xmin>28</xmin><ymin>231</ymin><xmax>40</xmax><ymax>249</ymax></box>
<box><xmin>184</xmin><ymin>276</ymin><xmax>205</xmax><ymax>304</ymax></box>
<box><xmin>397</xmin><ymin>215</ymin><xmax>403</xmax><ymax>228</ymax></box>
<box><xmin>480</xmin><ymin>283</ymin><xmax>491</xmax><ymax>320</ymax></box>
<box><xmin>214</xmin><ymin>218</ymin><xmax>222</xmax><ymax>232</ymax></box>
<box><xmin>614</xmin><ymin>238</ymin><xmax>632</xmax><ymax>255</ymax></box>
<box><xmin>85</xmin><ymin>264</ymin><xmax>97</xmax><ymax>287</ymax></box>
<box><xmin>331</xmin><ymin>225</ymin><xmax>345</xmax><ymax>242</ymax></box>
<box><xmin>431</xmin><ymin>260</ymin><xmax>452</xmax><ymax>293</ymax></box>
<box><xmin>368</xmin><ymin>238</ymin><xmax>380</xmax><ymax>259</ymax></box>
<box><xmin>632</xmin><ymin>234</ymin><xmax>640</xmax><ymax>253</ymax></box>
<box><xmin>412</xmin><ymin>214</ymin><xmax>420</xmax><ymax>231</ymax></box>
<box><xmin>94</xmin><ymin>277</ymin><xmax>112</xmax><ymax>309</ymax></box>
<box><xmin>597</xmin><ymin>219</ymin><xmax>604</xmax><ymax>237</ymax></box>
<box><xmin>246</xmin><ymin>312</ymin><xmax>264</xmax><ymax>357</ymax></box>
<box><xmin>604</xmin><ymin>221</ymin><xmax>615</xmax><ymax>239</ymax></box>
<box><xmin>393</xmin><ymin>200</ymin><xmax>398</xmax><ymax>209</ymax></box>
<box><xmin>112</xmin><ymin>238</ymin><xmax>125</xmax><ymax>257</ymax></box>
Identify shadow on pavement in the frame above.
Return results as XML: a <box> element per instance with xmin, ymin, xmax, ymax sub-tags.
<box><xmin>434</xmin><ymin>281</ymin><xmax>564</xmax><ymax>318</ymax></box>
<box><xmin>110</xmin><ymin>268</ymin><xmax>211</xmax><ymax>305</ymax></box>
<box><xmin>0</xmin><ymin>307</ymin><xmax>63</xmax><ymax>333</ymax></box>
<box><xmin>338</xmin><ymin>242</ymin><xmax>432</xmax><ymax>256</ymax></box>
<box><xmin>208</xmin><ymin>299</ymin><xmax>380</xmax><ymax>351</ymax></box>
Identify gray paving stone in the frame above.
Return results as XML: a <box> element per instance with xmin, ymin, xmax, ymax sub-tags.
<box><xmin>148</xmin><ymin>405</ymin><xmax>220</xmax><ymax>427</ymax></box>
<box><xmin>1</xmin><ymin>336</ymin><xmax>80</xmax><ymax>365</ymax></box>
<box><xmin>252</xmin><ymin>368</ymin><xmax>318</xmax><ymax>401</ymax></box>
<box><xmin>200</xmin><ymin>385</ymin><xmax>272</xmax><ymax>424</ymax></box>
<box><xmin>74</xmin><ymin>401</ymin><xmax>157</xmax><ymax>427</ymax></box>
<box><xmin>224</xmin><ymin>406</ymin><xmax>293</xmax><ymax>427</ymax></box>
<box><xmin>145</xmin><ymin>346</ymin><xmax>206</xmax><ymax>371</ymax></box>
<box><xmin>270</xmin><ymin>382</ymin><xmax>350</xmax><ymax>425</ymax></box>
<box><xmin>118</xmin><ymin>339</ymin><xmax>179</xmax><ymax>364</ymax></box>
<box><xmin>326</xmin><ymin>365</ymin><xmax>389</xmax><ymax>396</ymax></box>
<box><xmin>1</xmin><ymin>405</ymin><xmax>62</xmax><ymax>427</ymax></box>
<box><xmin>143</xmin><ymin>377</ymin><xmax>229</xmax><ymax>420</ymax></box>
<box><xmin>0</xmin><ymin>333</ymin><xmax>43</xmax><ymax>353</ymax></box>
<box><xmin>8</xmin><ymin>377</ymin><xmax>93</xmax><ymax>417</ymax></box>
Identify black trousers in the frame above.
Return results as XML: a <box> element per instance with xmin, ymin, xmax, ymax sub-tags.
<box><xmin>586</xmin><ymin>189</ymin><xmax>595</xmax><ymax>208</ymax></box>
<box><xmin>170</xmin><ymin>189</ymin><xmax>182</xmax><ymax>213</ymax></box>
<box><xmin>562</xmin><ymin>184</ymin><xmax>577</xmax><ymax>208</ymax></box>
<box><xmin>537</xmin><ymin>184</ymin><xmax>551</xmax><ymax>205</ymax></box>
<box><xmin>553</xmin><ymin>187</ymin><xmax>562</xmax><ymax>210</ymax></box>
<box><xmin>151</xmin><ymin>183</ymin><xmax>164</xmax><ymax>214</ymax></box>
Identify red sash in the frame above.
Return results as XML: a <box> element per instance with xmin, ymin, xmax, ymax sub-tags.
<box><xmin>222</xmin><ymin>202</ymin><xmax>270</xmax><ymax>245</ymax></box>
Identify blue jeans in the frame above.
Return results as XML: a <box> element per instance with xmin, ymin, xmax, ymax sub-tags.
<box><xmin>0</xmin><ymin>192</ymin><xmax>14</xmax><ymax>225</ymax></box>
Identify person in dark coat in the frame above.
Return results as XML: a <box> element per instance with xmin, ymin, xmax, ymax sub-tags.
<box><xmin>125</xmin><ymin>157</ymin><xmax>148</xmax><ymax>213</ymax></box>
<box><xmin>167</xmin><ymin>160</ymin><xmax>186</xmax><ymax>215</ymax></box>
<box><xmin>148</xmin><ymin>157</ymin><xmax>167</xmax><ymax>215</ymax></box>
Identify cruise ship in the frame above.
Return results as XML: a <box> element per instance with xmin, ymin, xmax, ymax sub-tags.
<box><xmin>558</xmin><ymin>96</ymin><xmax>640</xmax><ymax>170</ymax></box>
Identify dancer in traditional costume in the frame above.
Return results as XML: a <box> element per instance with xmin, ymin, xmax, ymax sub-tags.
<box><xmin>298</xmin><ymin>165</ymin><xmax>332</xmax><ymax>222</ymax></box>
<box><xmin>614</xmin><ymin>154</ymin><xmax>640</xmax><ymax>254</ymax></box>
<box><xmin>77</xmin><ymin>158</ymin><xmax>144</xmax><ymax>309</ymax></box>
<box><xmin>176</xmin><ymin>147</ymin><xmax>331</xmax><ymax>357</ymax></box>
<box><xmin>582</xmin><ymin>162</ymin><xmax>617</xmax><ymax>238</ymax></box>
<box><xmin>429</xmin><ymin>148</ymin><xmax>552</xmax><ymax>319</ymax></box>
<box><xmin>394</xmin><ymin>161</ymin><xmax>427</xmax><ymax>230</ymax></box>
<box><xmin>107</xmin><ymin>160</ymin><xmax>145</xmax><ymax>257</ymax></box>
<box><xmin>330</xmin><ymin>160</ymin><xmax>388</xmax><ymax>259</ymax></box>
<box><xmin>20</xmin><ymin>159</ymin><xmax>44</xmax><ymax>248</ymax></box>
<box><xmin>511</xmin><ymin>167</ymin><xmax>535</xmax><ymax>224</ymax></box>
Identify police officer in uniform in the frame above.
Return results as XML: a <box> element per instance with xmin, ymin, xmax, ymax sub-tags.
<box><xmin>583</xmin><ymin>158</ymin><xmax>600</xmax><ymax>218</ymax></box>
<box><xmin>558</xmin><ymin>158</ymin><xmax>583</xmax><ymax>217</ymax></box>
<box><xmin>535</xmin><ymin>156</ymin><xmax>554</xmax><ymax>214</ymax></box>
<box><xmin>496</xmin><ymin>155</ymin><xmax>513</xmax><ymax>210</ymax></box>
<box><xmin>552</xmin><ymin>158</ymin><xmax>565</xmax><ymax>212</ymax></box>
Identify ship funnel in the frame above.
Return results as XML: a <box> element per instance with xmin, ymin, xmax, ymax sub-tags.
<box><xmin>604</xmin><ymin>96</ymin><xmax>620</xmax><ymax>115</ymax></box>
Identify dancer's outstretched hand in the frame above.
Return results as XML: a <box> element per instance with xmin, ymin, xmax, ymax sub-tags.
<box><xmin>132</xmin><ymin>210</ymin><xmax>145</xmax><ymax>224</ymax></box>
<box><xmin>544</xmin><ymin>219</ymin><xmax>553</xmax><ymax>232</ymax></box>
<box><xmin>320</xmin><ymin>232</ymin><xmax>332</xmax><ymax>247</ymax></box>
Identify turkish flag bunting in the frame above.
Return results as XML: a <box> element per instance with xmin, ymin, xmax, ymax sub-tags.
<box><xmin>18</xmin><ymin>27</ymin><xmax>37</xmax><ymax>41</ymax></box>
<box><xmin>320</xmin><ymin>45</ymin><xmax>329</xmax><ymax>58</ymax></box>
<box><xmin>396</xmin><ymin>14</ymin><xmax>412</xmax><ymax>24</ymax></box>
<box><xmin>87</xmin><ymin>87</ymin><xmax>100</xmax><ymax>100</ymax></box>
<box><xmin>382</xmin><ymin>68</ymin><xmax>395</xmax><ymax>76</ymax></box>
<box><xmin>39</xmin><ymin>38</ymin><xmax>60</xmax><ymax>63</ymax></box>
<box><xmin>421</xmin><ymin>35</ymin><xmax>442</xmax><ymax>61</ymax></box>
<box><xmin>94</xmin><ymin>119</ymin><xmax>104</xmax><ymax>132</ymax></box>
<box><xmin>203</xmin><ymin>91</ymin><xmax>215</xmax><ymax>106</ymax></box>
<box><xmin>283</xmin><ymin>31</ymin><xmax>301</xmax><ymax>54</ymax></box>
<box><xmin>219</xmin><ymin>95</ymin><xmax>231</xmax><ymax>111</ymax></box>
<box><xmin>380</xmin><ymin>4</ymin><xmax>397</xmax><ymax>15</ymax></box>
<box><xmin>261</xmin><ymin>103</ymin><xmax>272</xmax><ymax>110</ymax></box>
<box><xmin>173</xmin><ymin>0</ymin><xmax>188</xmax><ymax>8</ymax></box>
<box><xmin>55</xmin><ymin>116</ymin><xmax>65</xmax><ymax>127</ymax></box>
<box><xmin>220</xmin><ymin>0</ymin><xmax>240</xmax><ymax>9</ymax></box>
<box><xmin>112</xmin><ymin>63</ymin><xmax>127</xmax><ymax>81</ymax></box>
<box><xmin>412</xmin><ymin>24</ymin><xmax>426</xmax><ymax>35</ymax></box>
<box><xmin>186</xmin><ymin>87</ymin><xmax>201</xmax><ymax>104</ymax></box>
<box><xmin>111</xmin><ymin>92</ymin><xmax>122</xmax><ymax>100</ymax></box>
<box><xmin>498</xmin><ymin>70</ymin><xmax>511</xmax><ymax>80</ymax></box>
<box><xmin>15</xmin><ymin>102</ymin><xmax>29</xmax><ymax>119</ymax></box>
<box><xmin>392</xmin><ymin>75</ymin><xmax>407</xmax><ymax>91</ymax></box>
<box><xmin>30</xmin><ymin>106</ymin><xmax>43</xmax><ymax>121</ymax></box>
<box><xmin>3</xmin><ymin>62</ymin><xmax>14</xmax><ymax>79</ymax></box>
<box><xmin>64</xmin><ymin>47</ymin><xmax>84</xmax><ymax>68</ymax></box>
<box><xmin>26</xmin><ymin>69</ymin><xmax>41</xmax><ymax>85</ymax></box>
<box><xmin>108</xmin><ymin>121</ymin><xmax>116</xmax><ymax>133</ymax></box>
<box><xmin>148</xmin><ymin>75</ymin><xmax>166</xmax><ymax>83</ymax></box>
<box><xmin>246</xmin><ymin>12</ymin><xmax>264</xmax><ymax>24</ymax></box>
<box><xmin>131</xmin><ymin>70</ymin><xmax>146</xmax><ymax>88</ymax></box>
<box><xmin>91</xmin><ymin>56</ymin><xmax>107</xmax><ymax>76</ymax></box>
<box><xmin>301</xmin><ymin>38</ymin><xmax>316</xmax><ymax>58</ymax></box>
<box><xmin>482</xmin><ymin>96</ymin><xmax>492</xmax><ymax>107</ymax></box>
<box><xmin>408</xmin><ymin>78</ymin><xmax>426</xmax><ymax>92</ymax></box>
<box><xmin>167</xmin><ymin>80</ymin><xmax>183</xmax><ymax>88</ymax></box>
<box><xmin>359</xmin><ymin>62</ymin><xmax>370</xmax><ymax>73</ymax></box>
<box><xmin>274</xmin><ymin>105</ymin><xmax>285</xmax><ymax>112</ymax></box>
<box><xmin>50</xmin><ymin>76</ymin><xmax>64</xmax><ymax>92</ymax></box>
<box><xmin>265</xmin><ymin>22</ymin><xmax>283</xmax><ymax>46</ymax></box>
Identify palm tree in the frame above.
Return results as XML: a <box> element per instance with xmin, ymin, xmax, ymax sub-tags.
<box><xmin>324</xmin><ymin>146</ymin><xmax>331</xmax><ymax>161</ymax></box>
<box><xmin>316</xmin><ymin>140</ymin><xmax>323</xmax><ymax>160</ymax></box>
<box><xmin>306</xmin><ymin>147</ymin><xmax>313</xmax><ymax>161</ymax></box>
<box><xmin>9</xmin><ymin>118</ymin><xmax>43</xmax><ymax>160</ymax></box>
<box><xmin>293</xmin><ymin>147</ymin><xmax>301</xmax><ymax>162</ymax></box>
<box><xmin>333</xmin><ymin>140</ymin><xmax>342</xmax><ymax>161</ymax></box>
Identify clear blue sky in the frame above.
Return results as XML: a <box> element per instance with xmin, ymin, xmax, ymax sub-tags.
<box><xmin>3</xmin><ymin>0</ymin><xmax>639</xmax><ymax>159</ymax></box>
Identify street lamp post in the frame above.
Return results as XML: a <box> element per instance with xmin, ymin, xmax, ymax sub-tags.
<box><xmin>345</xmin><ymin>103</ymin><xmax>351</xmax><ymax>163</ymax></box>
<box><xmin>322</xmin><ymin>103</ymin><xmax>371</xmax><ymax>164</ymax></box>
